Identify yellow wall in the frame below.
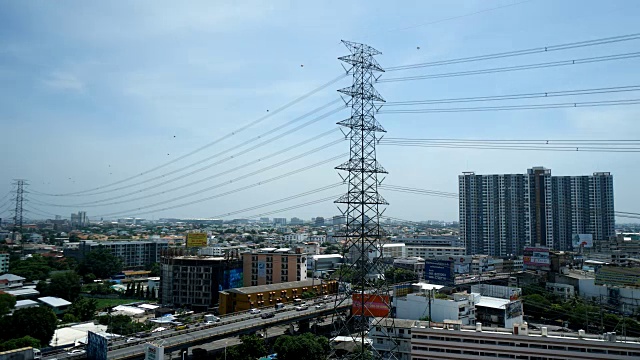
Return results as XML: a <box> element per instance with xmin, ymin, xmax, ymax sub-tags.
<box><xmin>219</xmin><ymin>280</ymin><xmax>337</xmax><ymax>315</ymax></box>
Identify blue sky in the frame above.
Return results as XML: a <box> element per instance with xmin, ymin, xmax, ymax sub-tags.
<box><xmin>1</xmin><ymin>0</ymin><xmax>640</xmax><ymax>222</ymax></box>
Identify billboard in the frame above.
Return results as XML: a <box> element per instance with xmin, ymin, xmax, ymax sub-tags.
<box><xmin>223</xmin><ymin>268</ymin><xmax>244</xmax><ymax>290</ymax></box>
<box><xmin>186</xmin><ymin>233</ymin><xmax>208</xmax><ymax>247</ymax></box>
<box><xmin>505</xmin><ymin>300</ymin><xmax>523</xmax><ymax>319</ymax></box>
<box><xmin>572</xmin><ymin>234</ymin><xmax>593</xmax><ymax>249</ymax></box>
<box><xmin>424</xmin><ymin>259</ymin><xmax>454</xmax><ymax>286</ymax></box>
<box><xmin>145</xmin><ymin>343</ymin><xmax>165</xmax><ymax>360</ymax></box>
<box><xmin>523</xmin><ymin>247</ymin><xmax>550</xmax><ymax>268</ymax></box>
<box><xmin>351</xmin><ymin>294</ymin><xmax>390</xmax><ymax>317</ymax></box>
<box><xmin>86</xmin><ymin>331</ymin><xmax>108</xmax><ymax>360</ymax></box>
<box><xmin>257</xmin><ymin>261</ymin><xmax>266</xmax><ymax>278</ymax></box>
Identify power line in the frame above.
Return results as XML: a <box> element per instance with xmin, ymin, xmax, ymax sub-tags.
<box><xmin>211</xmin><ymin>183</ymin><xmax>343</xmax><ymax>219</ymax></box>
<box><xmin>378</xmin><ymin>51</ymin><xmax>640</xmax><ymax>83</ymax></box>
<box><xmin>379</xmin><ymin>98</ymin><xmax>640</xmax><ymax>114</ymax></box>
<box><xmin>382</xmin><ymin>138</ymin><xmax>640</xmax><ymax>144</ymax></box>
<box><xmin>31</xmin><ymin>74</ymin><xmax>347</xmax><ymax>197</ymax></box>
<box><xmin>31</xmin><ymin>138</ymin><xmax>345</xmax><ymax>208</ymax></box>
<box><xmin>379</xmin><ymin>142</ymin><xmax>640</xmax><ymax>153</ymax></box>
<box><xmin>242</xmin><ymin>195</ymin><xmax>340</xmax><ymax>220</ymax></box>
<box><xmin>91</xmin><ymin>153</ymin><xmax>346</xmax><ymax>218</ymax></box>
<box><xmin>386</xmin><ymin>32</ymin><xmax>640</xmax><ymax>71</ymax></box>
<box><xmin>381</xmin><ymin>85</ymin><xmax>640</xmax><ymax>106</ymax></box>
<box><xmin>31</xmin><ymin>129</ymin><xmax>344</xmax><ymax>207</ymax></box>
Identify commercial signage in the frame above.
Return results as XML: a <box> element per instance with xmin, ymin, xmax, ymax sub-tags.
<box><xmin>351</xmin><ymin>294</ymin><xmax>390</xmax><ymax>317</ymax></box>
<box><xmin>572</xmin><ymin>234</ymin><xmax>593</xmax><ymax>249</ymax></box>
<box><xmin>86</xmin><ymin>331</ymin><xmax>108</xmax><ymax>360</ymax></box>
<box><xmin>186</xmin><ymin>233</ymin><xmax>208</xmax><ymax>248</ymax></box>
<box><xmin>223</xmin><ymin>268</ymin><xmax>244</xmax><ymax>290</ymax></box>
<box><xmin>257</xmin><ymin>261</ymin><xmax>266</xmax><ymax>278</ymax></box>
<box><xmin>424</xmin><ymin>259</ymin><xmax>454</xmax><ymax>286</ymax></box>
<box><xmin>505</xmin><ymin>300</ymin><xmax>523</xmax><ymax>319</ymax></box>
<box><xmin>523</xmin><ymin>247</ymin><xmax>550</xmax><ymax>267</ymax></box>
<box><xmin>145</xmin><ymin>343</ymin><xmax>165</xmax><ymax>360</ymax></box>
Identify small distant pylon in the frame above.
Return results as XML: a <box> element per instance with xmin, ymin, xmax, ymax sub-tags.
<box><xmin>11</xmin><ymin>179</ymin><xmax>26</xmax><ymax>242</ymax></box>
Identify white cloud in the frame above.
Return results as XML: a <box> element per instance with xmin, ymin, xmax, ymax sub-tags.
<box><xmin>42</xmin><ymin>71</ymin><xmax>85</xmax><ymax>92</ymax></box>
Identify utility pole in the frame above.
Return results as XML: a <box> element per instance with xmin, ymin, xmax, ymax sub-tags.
<box><xmin>11</xmin><ymin>179</ymin><xmax>26</xmax><ymax>244</ymax></box>
<box><xmin>332</xmin><ymin>40</ymin><xmax>396</xmax><ymax>360</ymax></box>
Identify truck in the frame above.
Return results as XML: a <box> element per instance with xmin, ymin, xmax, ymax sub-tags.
<box><xmin>0</xmin><ymin>347</ymin><xmax>41</xmax><ymax>360</ymax></box>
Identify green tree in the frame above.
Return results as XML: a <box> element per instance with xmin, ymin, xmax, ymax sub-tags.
<box><xmin>0</xmin><ymin>293</ymin><xmax>16</xmax><ymax>316</ymax></box>
<box><xmin>2</xmin><ymin>307</ymin><xmax>58</xmax><ymax>346</ymax></box>
<box><xmin>98</xmin><ymin>314</ymin><xmax>150</xmax><ymax>335</ymax></box>
<box><xmin>9</xmin><ymin>255</ymin><xmax>54</xmax><ymax>281</ymax></box>
<box><xmin>37</xmin><ymin>271</ymin><xmax>82</xmax><ymax>301</ymax></box>
<box><xmin>384</xmin><ymin>268</ymin><xmax>417</xmax><ymax>283</ymax></box>
<box><xmin>238</xmin><ymin>334</ymin><xmax>269</xmax><ymax>360</ymax></box>
<box><xmin>0</xmin><ymin>336</ymin><xmax>41</xmax><ymax>352</ymax></box>
<box><xmin>274</xmin><ymin>333</ymin><xmax>330</xmax><ymax>360</ymax></box>
<box><xmin>62</xmin><ymin>313</ymin><xmax>80</xmax><ymax>324</ymax></box>
<box><xmin>78</xmin><ymin>247</ymin><xmax>123</xmax><ymax>279</ymax></box>
<box><xmin>301</xmin><ymin>291</ymin><xmax>317</xmax><ymax>299</ymax></box>
<box><xmin>68</xmin><ymin>297</ymin><xmax>98</xmax><ymax>322</ymax></box>
<box><xmin>148</xmin><ymin>262</ymin><xmax>161</xmax><ymax>277</ymax></box>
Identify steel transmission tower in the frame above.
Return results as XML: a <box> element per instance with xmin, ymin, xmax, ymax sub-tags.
<box><xmin>11</xmin><ymin>179</ymin><xmax>26</xmax><ymax>242</ymax></box>
<box><xmin>332</xmin><ymin>41</ymin><xmax>398</xmax><ymax>360</ymax></box>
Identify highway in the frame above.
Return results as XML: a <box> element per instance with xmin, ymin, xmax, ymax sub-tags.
<box><xmin>44</xmin><ymin>296</ymin><xmax>351</xmax><ymax>360</ymax></box>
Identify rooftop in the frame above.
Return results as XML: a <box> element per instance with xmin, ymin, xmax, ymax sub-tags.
<box><xmin>223</xmin><ymin>279</ymin><xmax>332</xmax><ymax>295</ymax></box>
<box><xmin>5</xmin><ymin>288</ymin><xmax>40</xmax><ymax>297</ymax></box>
<box><xmin>0</xmin><ymin>274</ymin><xmax>25</xmax><ymax>282</ymax></box>
<box><xmin>15</xmin><ymin>299</ymin><xmax>39</xmax><ymax>308</ymax></box>
<box><xmin>474</xmin><ymin>296</ymin><xmax>511</xmax><ymax>309</ymax></box>
<box><xmin>38</xmin><ymin>296</ymin><xmax>72</xmax><ymax>308</ymax></box>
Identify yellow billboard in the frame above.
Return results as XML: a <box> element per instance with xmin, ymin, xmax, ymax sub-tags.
<box><xmin>186</xmin><ymin>233</ymin><xmax>208</xmax><ymax>247</ymax></box>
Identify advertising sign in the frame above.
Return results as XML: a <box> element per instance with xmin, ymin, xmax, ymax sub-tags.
<box><xmin>86</xmin><ymin>331</ymin><xmax>108</xmax><ymax>360</ymax></box>
<box><xmin>505</xmin><ymin>300</ymin><xmax>523</xmax><ymax>319</ymax></box>
<box><xmin>257</xmin><ymin>261</ymin><xmax>266</xmax><ymax>278</ymax></box>
<box><xmin>223</xmin><ymin>268</ymin><xmax>244</xmax><ymax>290</ymax></box>
<box><xmin>572</xmin><ymin>234</ymin><xmax>593</xmax><ymax>249</ymax></box>
<box><xmin>424</xmin><ymin>259</ymin><xmax>454</xmax><ymax>286</ymax></box>
<box><xmin>145</xmin><ymin>343</ymin><xmax>165</xmax><ymax>360</ymax></box>
<box><xmin>351</xmin><ymin>294</ymin><xmax>390</xmax><ymax>317</ymax></box>
<box><xmin>523</xmin><ymin>247</ymin><xmax>550</xmax><ymax>267</ymax></box>
<box><xmin>186</xmin><ymin>233</ymin><xmax>208</xmax><ymax>248</ymax></box>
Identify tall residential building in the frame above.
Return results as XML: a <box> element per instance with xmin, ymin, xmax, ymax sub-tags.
<box><xmin>64</xmin><ymin>239</ymin><xmax>169</xmax><ymax>269</ymax></box>
<box><xmin>70</xmin><ymin>211</ymin><xmax>87</xmax><ymax>227</ymax></box>
<box><xmin>273</xmin><ymin>218</ymin><xmax>287</xmax><ymax>226</ymax></box>
<box><xmin>459</xmin><ymin>167</ymin><xmax>614</xmax><ymax>256</ymax></box>
<box><xmin>160</xmin><ymin>256</ymin><xmax>243</xmax><ymax>311</ymax></box>
<box><xmin>314</xmin><ymin>216</ymin><xmax>325</xmax><ymax>227</ymax></box>
<box><xmin>242</xmin><ymin>248</ymin><xmax>307</xmax><ymax>287</ymax></box>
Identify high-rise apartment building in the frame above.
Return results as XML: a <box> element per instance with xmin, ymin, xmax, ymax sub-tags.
<box><xmin>0</xmin><ymin>253</ymin><xmax>9</xmax><ymax>274</ymax></box>
<box><xmin>242</xmin><ymin>248</ymin><xmax>307</xmax><ymax>287</ymax></box>
<box><xmin>459</xmin><ymin>167</ymin><xmax>614</xmax><ymax>256</ymax></box>
<box><xmin>64</xmin><ymin>239</ymin><xmax>169</xmax><ymax>269</ymax></box>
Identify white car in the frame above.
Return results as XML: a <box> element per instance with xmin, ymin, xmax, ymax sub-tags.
<box><xmin>126</xmin><ymin>337</ymin><xmax>139</xmax><ymax>343</ymax></box>
<box><xmin>67</xmin><ymin>349</ymin><xmax>86</xmax><ymax>356</ymax></box>
<box><xmin>323</xmin><ymin>295</ymin><xmax>330</xmax><ymax>300</ymax></box>
<box><xmin>315</xmin><ymin>303</ymin><xmax>327</xmax><ymax>309</ymax></box>
<box><xmin>295</xmin><ymin>305</ymin><xmax>309</xmax><ymax>311</ymax></box>
<box><xmin>249</xmin><ymin>308</ymin><xmax>261</xmax><ymax>314</ymax></box>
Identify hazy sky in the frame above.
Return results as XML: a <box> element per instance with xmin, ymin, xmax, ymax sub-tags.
<box><xmin>1</xmin><ymin>0</ymin><xmax>640</xmax><ymax>222</ymax></box>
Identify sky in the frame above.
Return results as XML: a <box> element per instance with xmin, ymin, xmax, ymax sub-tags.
<box><xmin>1</xmin><ymin>0</ymin><xmax>640</xmax><ymax>223</ymax></box>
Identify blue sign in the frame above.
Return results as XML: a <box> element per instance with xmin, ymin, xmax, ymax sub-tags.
<box><xmin>424</xmin><ymin>259</ymin><xmax>454</xmax><ymax>286</ymax></box>
<box><xmin>86</xmin><ymin>331</ymin><xmax>108</xmax><ymax>360</ymax></box>
<box><xmin>223</xmin><ymin>268</ymin><xmax>243</xmax><ymax>290</ymax></box>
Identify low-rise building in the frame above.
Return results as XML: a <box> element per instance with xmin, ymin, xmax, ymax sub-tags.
<box><xmin>218</xmin><ymin>279</ymin><xmax>338</xmax><ymax>314</ymax></box>
<box><xmin>369</xmin><ymin>318</ymin><xmax>414</xmax><ymax>360</ymax></box>
<box><xmin>410</xmin><ymin>321</ymin><xmax>640</xmax><ymax>359</ymax></box>
<box><xmin>546</xmin><ymin>282</ymin><xmax>575</xmax><ymax>300</ymax></box>
<box><xmin>405</xmin><ymin>246</ymin><xmax>465</xmax><ymax>259</ymax></box>
<box><xmin>0</xmin><ymin>274</ymin><xmax>25</xmax><ymax>288</ymax></box>
<box><xmin>37</xmin><ymin>296</ymin><xmax>71</xmax><ymax>315</ymax></box>
<box><xmin>308</xmin><ymin>254</ymin><xmax>343</xmax><ymax>277</ymax></box>
<box><xmin>0</xmin><ymin>253</ymin><xmax>10</xmax><ymax>274</ymax></box>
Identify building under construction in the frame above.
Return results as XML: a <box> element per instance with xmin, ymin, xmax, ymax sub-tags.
<box><xmin>160</xmin><ymin>248</ymin><xmax>243</xmax><ymax>311</ymax></box>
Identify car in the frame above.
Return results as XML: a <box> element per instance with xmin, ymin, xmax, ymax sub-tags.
<box><xmin>126</xmin><ymin>337</ymin><xmax>140</xmax><ymax>343</ymax></box>
<box><xmin>315</xmin><ymin>303</ymin><xmax>327</xmax><ymax>309</ymax></box>
<box><xmin>67</xmin><ymin>349</ymin><xmax>86</xmax><ymax>356</ymax></box>
<box><xmin>249</xmin><ymin>308</ymin><xmax>261</xmax><ymax>314</ymax></box>
<box><xmin>323</xmin><ymin>295</ymin><xmax>330</xmax><ymax>300</ymax></box>
<box><xmin>261</xmin><ymin>312</ymin><xmax>275</xmax><ymax>319</ymax></box>
<box><xmin>295</xmin><ymin>305</ymin><xmax>308</xmax><ymax>311</ymax></box>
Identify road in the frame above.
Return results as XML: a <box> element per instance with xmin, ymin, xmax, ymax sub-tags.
<box><xmin>44</xmin><ymin>296</ymin><xmax>351</xmax><ymax>360</ymax></box>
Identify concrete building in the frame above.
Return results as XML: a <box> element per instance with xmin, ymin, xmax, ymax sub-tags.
<box><xmin>64</xmin><ymin>239</ymin><xmax>169</xmax><ymax>270</ymax></box>
<box><xmin>273</xmin><ymin>218</ymin><xmax>287</xmax><ymax>226</ymax></box>
<box><xmin>283</xmin><ymin>233</ymin><xmax>309</xmax><ymax>243</ymax></box>
<box><xmin>70</xmin><ymin>211</ymin><xmax>87</xmax><ymax>227</ymax></box>
<box><xmin>314</xmin><ymin>217</ymin><xmax>325</xmax><ymax>226</ymax></box>
<box><xmin>395</xmin><ymin>290</ymin><xmax>524</xmax><ymax>329</ymax></box>
<box><xmin>219</xmin><ymin>279</ymin><xmax>337</xmax><ymax>314</ymax></box>
<box><xmin>370</xmin><ymin>318</ymin><xmax>414</xmax><ymax>360</ymax></box>
<box><xmin>289</xmin><ymin>217</ymin><xmax>304</xmax><ymax>225</ymax></box>
<box><xmin>160</xmin><ymin>256</ymin><xmax>243</xmax><ymax>311</ymax></box>
<box><xmin>459</xmin><ymin>168</ymin><xmax>614</xmax><ymax>256</ymax></box>
<box><xmin>37</xmin><ymin>296</ymin><xmax>71</xmax><ymax>315</ymax></box>
<box><xmin>308</xmin><ymin>254</ymin><xmax>343</xmax><ymax>277</ymax></box>
<box><xmin>393</xmin><ymin>257</ymin><xmax>425</xmax><ymax>280</ymax></box>
<box><xmin>382</xmin><ymin>243</ymin><xmax>406</xmax><ymax>259</ymax></box>
<box><xmin>410</xmin><ymin>321</ymin><xmax>640</xmax><ymax>359</ymax></box>
<box><xmin>546</xmin><ymin>282</ymin><xmax>575</xmax><ymax>300</ymax></box>
<box><xmin>297</xmin><ymin>242</ymin><xmax>320</xmax><ymax>255</ymax></box>
<box><xmin>405</xmin><ymin>245</ymin><xmax>465</xmax><ymax>259</ymax></box>
<box><xmin>0</xmin><ymin>253</ymin><xmax>10</xmax><ymax>274</ymax></box>
<box><xmin>242</xmin><ymin>248</ymin><xmax>307</xmax><ymax>287</ymax></box>
<box><xmin>0</xmin><ymin>274</ymin><xmax>25</xmax><ymax>288</ymax></box>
